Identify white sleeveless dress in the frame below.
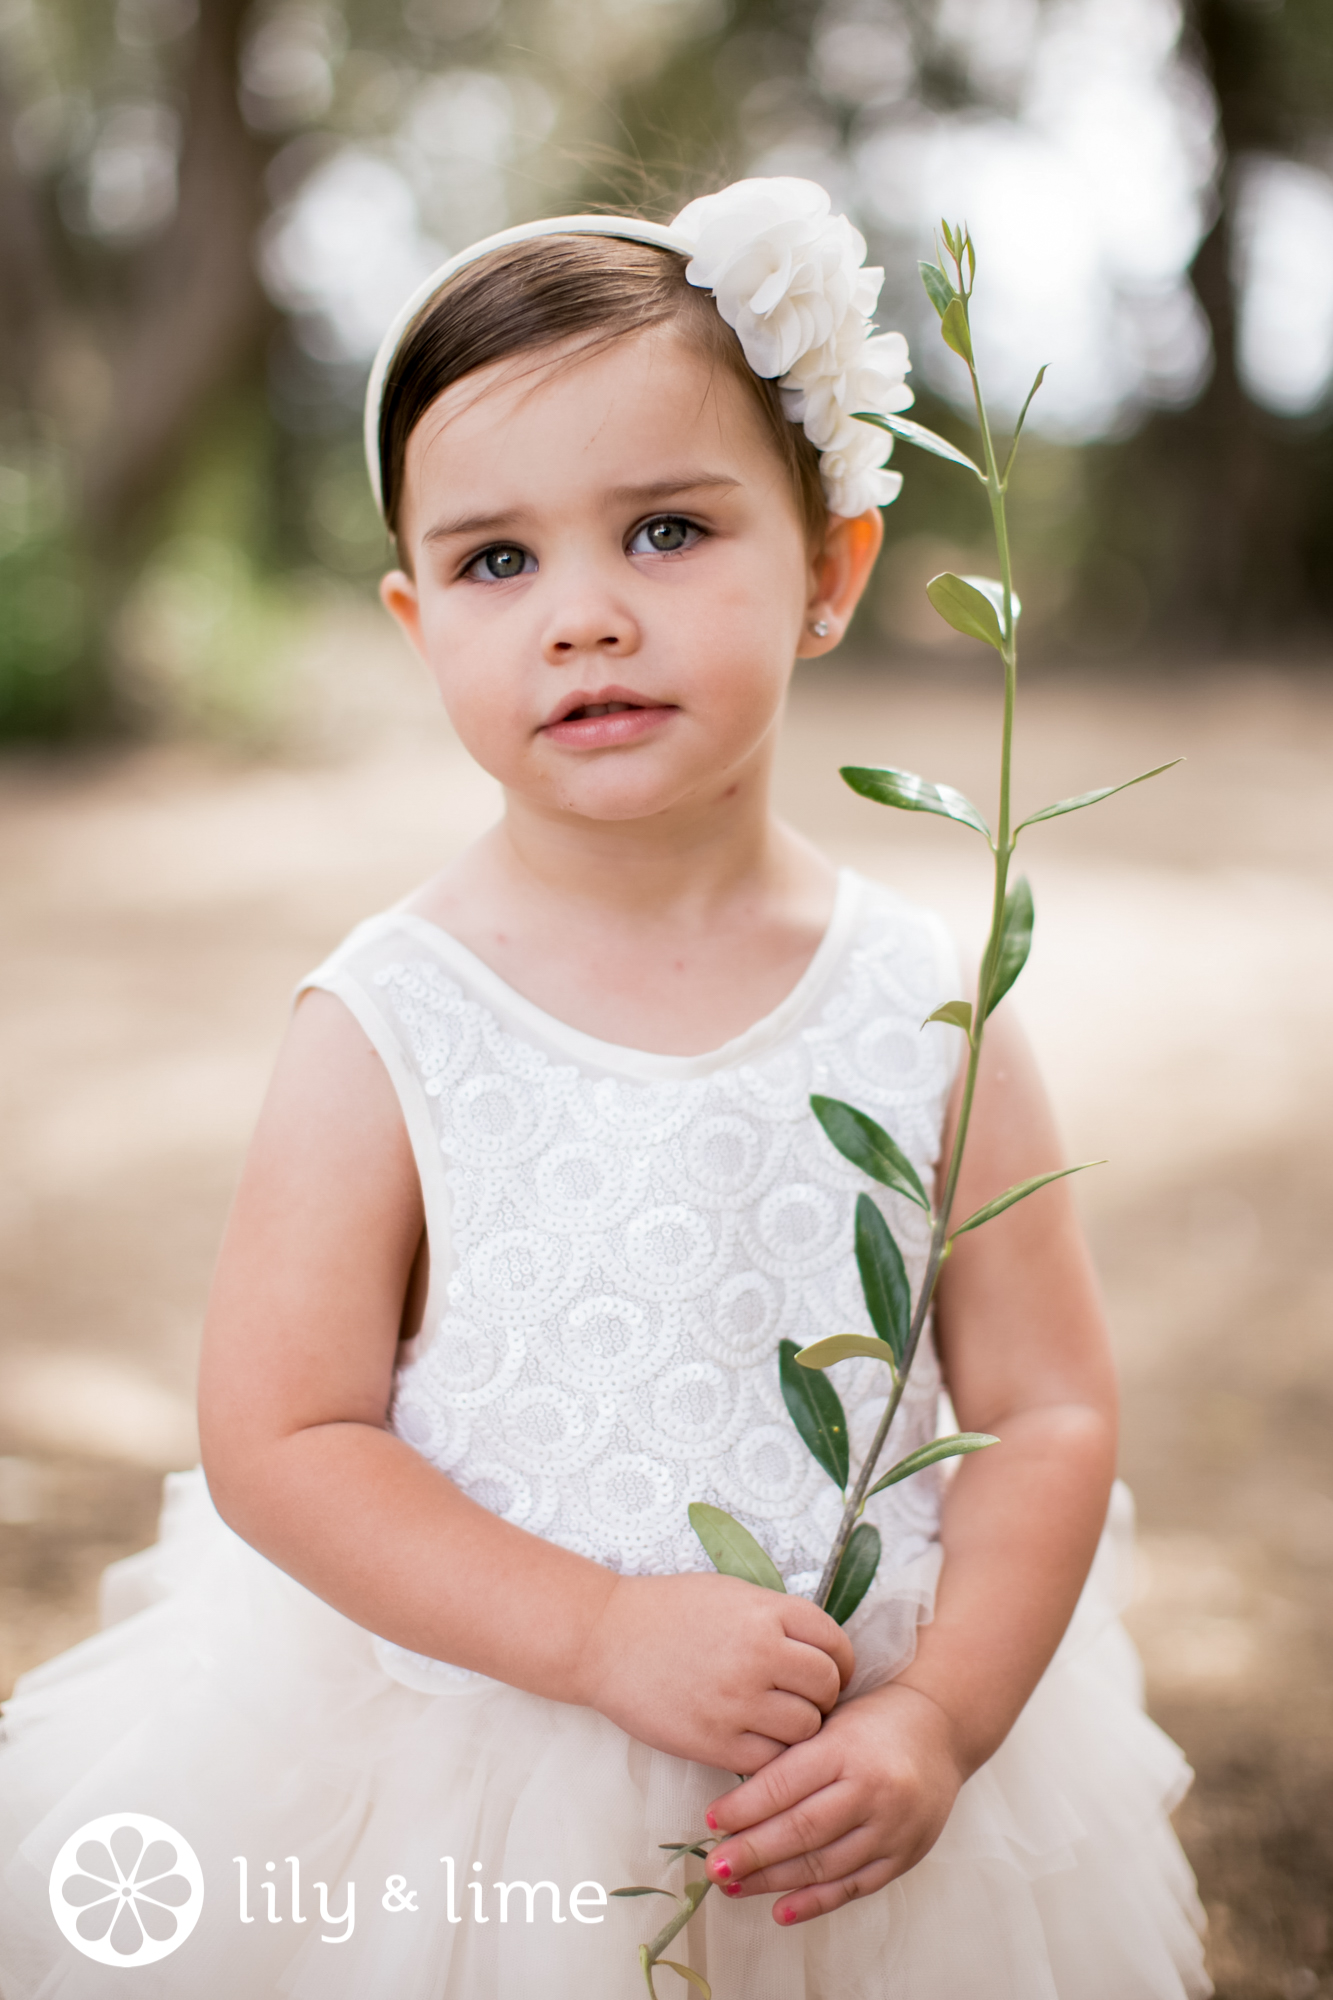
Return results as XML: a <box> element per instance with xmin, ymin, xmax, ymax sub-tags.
<box><xmin>0</xmin><ymin>872</ymin><xmax>1210</xmax><ymax>1999</ymax></box>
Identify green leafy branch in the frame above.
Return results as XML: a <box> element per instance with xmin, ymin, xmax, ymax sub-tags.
<box><xmin>624</xmin><ymin>220</ymin><xmax>1179</xmax><ymax>1991</ymax></box>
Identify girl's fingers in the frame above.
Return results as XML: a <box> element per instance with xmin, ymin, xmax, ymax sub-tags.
<box><xmin>776</xmin><ymin>1637</ymin><xmax>845</xmax><ymax>1712</ymax></box>
<box><xmin>707</xmin><ymin>1733</ymin><xmax>838</xmax><ymax>1835</ymax></box>
<box><xmin>770</xmin><ymin>1861</ymin><xmax>898</xmax><ymax>1928</ymax></box>
<box><xmin>750</xmin><ymin>1690</ymin><xmax>825</xmax><ymax>1748</ymax></box>
<box><xmin>708</xmin><ymin>1776</ymin><xmax>853</xmax><ymax>1883</ymax></box>
<box><xmin>727</xmin><ymin>1730</ymin><xmax>787</xmax><ymax>1773</ymax></box>
<box><xmin>720</xmin><ymin>1822</ymin><xmax>874</xmax><ymax>1898</ymax></box>
<box><xmin>779</xmin><ymin>1599</ymin><xmax>856</xmax><ymax>1685</ymax></box>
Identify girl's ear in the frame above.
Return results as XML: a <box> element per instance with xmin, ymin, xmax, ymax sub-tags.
<box><xmin>798</xmin><ymin>508</ymin><xmax>884</xmax><ymax>657</ymax></box>
<box><xmin>380</xmin><ymin>569</ymin><xmax>426</xmax><ymax>659</ymax></box>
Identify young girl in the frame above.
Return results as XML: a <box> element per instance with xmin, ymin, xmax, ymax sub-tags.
<box><xmin>0</xmin><ymin>179</ymin><xmax>1210</xmax><ymax>1999</ymax></box>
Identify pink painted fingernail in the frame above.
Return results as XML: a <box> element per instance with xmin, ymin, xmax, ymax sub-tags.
<box><xmin>723</xmin><ymin>1883</ymin><xmax>743</xmax><ymax>1898</ymax></box>
<box><xmin>775</xmin><ymin>1905</ymin><xmax>795</xmax><ymax>1925</ymax></box>
<box><xmin>705</xmin><ymin>1812</ymin><xmax>718</xmax><ymax>1831</ymax></box>
<box><xmin>712</xmin><ymin>1859</ymin><xmax>731</xmax><ymax>1880</ymax></box>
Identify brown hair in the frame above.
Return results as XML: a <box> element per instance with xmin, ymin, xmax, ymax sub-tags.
<box><xmin>377</xmin><ymin>234</ymin><xmax>828</xmax><ymax>558</ymax></box>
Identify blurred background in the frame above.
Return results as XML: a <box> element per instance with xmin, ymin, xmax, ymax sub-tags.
<box><xmin>1</xmin><ymin>0</ymin><xmax>1333</xmax><ymax>732</ymax></box>
<box><xmin>1</xmin><ymin>3</ymin><xmax>1332</xmax><ymax>1997</ymax></box>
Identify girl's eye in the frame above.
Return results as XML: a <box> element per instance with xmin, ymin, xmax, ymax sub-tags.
<box><xmin>630</xmin><ymin>516</ymin><xmax>700</xmax><ymax>557</ymax></box>
<box><xmin>466</xmin><ymin>544</ymin><xmax>533</xmax><ymax>581</ymax></box>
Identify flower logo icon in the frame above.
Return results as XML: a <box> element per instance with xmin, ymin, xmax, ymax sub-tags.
<box><xmin>49</xmin><ymin>1812</ymin><xmax>204</xmax><ymax>1966</ymax></box>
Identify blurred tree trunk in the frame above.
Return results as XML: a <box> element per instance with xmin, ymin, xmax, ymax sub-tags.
<box><xmin>0</xmin><ymin>87</ymin><xmax>58</xmax><ymax>399</ymax></box>
<box><xmin>0</xmin><ymin>0</ymin><xmax>274</xmax><ymax>555</ymax></box>
<box><xmin>1105</xmin><ymin>0</ymin><xmax>1329</xmax><ymax>648</ymax></box>
<box><xmin>81</xmin><ymin>0</ymin><xmax>277</xmax><ymax>554</ymax></box>
<box><xmin>0</xmin><ymin>0</ymin><xmax>279</xmax><ymax>730</ymax></box>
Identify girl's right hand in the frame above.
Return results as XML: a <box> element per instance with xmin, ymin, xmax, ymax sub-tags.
<box><xmin>578</xmin><ymin>1572</ymin><xmax>855</xmax><ymax>1773</ymax></box>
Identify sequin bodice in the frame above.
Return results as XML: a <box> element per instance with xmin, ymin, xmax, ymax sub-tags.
<box><xmin>302</xmin><ymin>872</ymin><xmax>960</xmax><ymax>1677</ymax></box>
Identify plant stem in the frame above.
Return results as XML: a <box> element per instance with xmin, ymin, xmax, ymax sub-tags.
<box><xmin>639</xmin><ymin>226</ymin><xmax>1032</xmax><ymax>1989</ymax></box>
<box><xmin>640</xmin><ymin>1879</ymin><xmax>712</xmax><ymax>1982</ymax></box>
<box><xmin>814</xmin><ymin>241</ymin><xmax>1019</xmax><ymax>1612</ymax></box>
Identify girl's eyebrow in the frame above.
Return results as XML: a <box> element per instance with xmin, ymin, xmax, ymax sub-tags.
<box><xmin>423</xmin><ymin>509</ymin><xmax>528</xmax><ymax>545</ymax></box>
<box><xmin>607</xmin><ymin>473</ymin><xmax>740</xmax><ymax>503</ymax></box>
<box><xmin>421</xmin><ymin>473</ymin><xmax>740</xmax><ymax>547</ymax></box>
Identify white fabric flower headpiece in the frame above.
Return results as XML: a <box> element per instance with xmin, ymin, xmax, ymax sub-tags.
<box><xmin>364</xmin><ymin>176</ymin><xmax>912</xmax><ymax>520</ymax></box>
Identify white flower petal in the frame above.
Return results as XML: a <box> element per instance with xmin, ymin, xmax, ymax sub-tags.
<box><xmin>670</xmin><ymin>176</ymin><xmax>912</xmax><ymax>511</ymax></box>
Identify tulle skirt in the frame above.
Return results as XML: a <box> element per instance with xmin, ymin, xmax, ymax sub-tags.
<box><xmin>0</xmin><ymin>1470</ymin><xmax>1210</xmax><ymax>1999</ymax></box>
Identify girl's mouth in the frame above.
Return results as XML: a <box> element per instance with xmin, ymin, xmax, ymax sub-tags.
<box><xmin>540</xmin><ymin>689</ymin><xmax>676</xmax><ymax>747</ymax></box>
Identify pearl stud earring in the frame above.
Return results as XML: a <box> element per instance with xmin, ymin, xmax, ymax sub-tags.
<box><xmin>810</xmin><ymin>618</ymin><xmax>830</xmax><ymax>638</ymax></box>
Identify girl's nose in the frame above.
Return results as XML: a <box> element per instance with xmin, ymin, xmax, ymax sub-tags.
<box><xmin>540</xmin><ymin>587</ymin><xmax>640</xmax><ymax>664</ymax></box>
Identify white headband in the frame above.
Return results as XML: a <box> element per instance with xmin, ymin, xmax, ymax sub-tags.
<box><xmin>364</xmin><ymin>177</ymin><xmax>912</xmax><ymax>522</ymax></box>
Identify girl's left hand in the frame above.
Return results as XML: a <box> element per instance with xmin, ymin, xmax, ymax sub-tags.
<box><xmin>701</xmin><ymin>1681</ymin><xmax>968</xmax><ymax>1925</ymax></box>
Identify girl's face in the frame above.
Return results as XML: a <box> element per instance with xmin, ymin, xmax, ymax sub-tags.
<box><xmin>382</xmin><ymin>322</ymin><xmax>878</xmax><ymax>829</ymax></box>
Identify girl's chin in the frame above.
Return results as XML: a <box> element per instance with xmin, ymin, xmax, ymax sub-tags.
<box><xmin>541</xmin><ymin>793</ymin><xmax>703</xmax><ymax>826</ymax></box>
<box><xmin>506</xmin><ymin>768</ymin><xmax>721</xmax><ymax>826</ymax></box>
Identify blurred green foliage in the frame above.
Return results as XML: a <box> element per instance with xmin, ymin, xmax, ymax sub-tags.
<box><xmin>0</xmin><ymin>0</ymin><xmax>1331</xmax><ymax>740</ymax></box>
<box><xmin>0</xmin><ymin>535</ymin><xmax>97</xmax><ymax>734</ymax></box>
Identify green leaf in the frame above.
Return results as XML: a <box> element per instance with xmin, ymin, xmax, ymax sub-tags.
<box><xmin>959</xmin><ymin>574</ymin><xmax>1021</xmax><ymax>624</ymax></box>
<box><xmin>809</xmin><ymin>1095</ymin><xmax>930</xmax><ymax>1211</ymax></box>
<box><xmin>660</xmin><ymin>1963</ymin><xmax>712</xmax><ymax>1999</ymax></box>
<box><xmin>925</xmin><ymin>999</ymin><xmax>973</xmax><ymax>1034</ymax></box>
<box><xmin>1016</xmin><ymin>760</ymin><xmax>1181</xmax><ymax>833</ymax></box>
<box><xmin>926</xmin><ymin>572</ymin><xmax>1003</xmax><ymax>652</ymax></box>
<box><xmin>840</xmin><ymin>764</ymin><xmax>991</xmax><ymax>840</ymax></box>
<box><xmin>688</xmin><ymin>1503</ymin><xmax>786</xmax><ymax>1593</ymax></box>
<box><xmin>864</xmin><ymin>1432</ymin><xmax>999</xmax><ymax>1499</ymax></box>
<box><xmin>824</xmin><ymin>1523</ymin><xmax>881</xmax><ymax>1625</ymax></box>
<box><xmin>854</xmin><ymin>410</ymin><xmax>982</xmax><ymax>479</ymax></box>
<box><xmin>855</xmin><ymin>1195</ymin><xmax>911</xmax><ymax>1367</ymax></box>
<box><xmin>919</xmin><ymin>258</ymin><xmax>955</xmax><ymax>318</ymax></box>
<box><xmin>950</xmin><ymin>1162</ymin><xmax>1104</xmax><ymax>1240</ymax></box>
<box><xmin>1001</xmin><ymin>364</ymin><xmax>1049</xmax><ymax>483</ymax></box>
<box><xmin>613</xmin><ymin>1886</ymin><xmax>678</xmax><ymax>1898</ymax></box>
<box><xmin>940</xmin><ymin>297</ymin><xmax>973</xmax><ymax>363</ymax></box>
<box><xmin>658</xmin><ymin>1843</ymin><xmax>710</xmax><ymax>1859</ymax></box>
<box><xmin>796</xmin><ymin>1333</ymin><xmax>899</xmax><ymax>1372</ymax></box>
<box><xmin>985</xmin><ymin>875</ymin><xmax>1033</xmax><ymax>1018</ymax></box>
<box><xmin>779</xmin><ymin>1338</ymin><xmax>849</xmax><ymax>1492</ymax></box>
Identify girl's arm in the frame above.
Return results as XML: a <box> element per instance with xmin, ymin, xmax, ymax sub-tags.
<box><xmin>198</xmin><ymin>990</ymin><xmax>853</xmax><ymax>1775</ymax></box>
<box><xmin>699</xmin><ymin>1005</ymin><xmax>1119</xmax><ymax>1922</ymax></box>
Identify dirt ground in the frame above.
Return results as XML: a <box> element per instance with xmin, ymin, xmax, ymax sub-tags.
<box><xmin>2</xmin><ymin>611</ymin><xmax>1331</xmax><ymax>1998</ymax></box>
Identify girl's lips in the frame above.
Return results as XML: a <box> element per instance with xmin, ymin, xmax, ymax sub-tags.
<box><xmin>540</xmin><ymin>704</ymin><xmax>676</xmax><ymax>748</ymax></box>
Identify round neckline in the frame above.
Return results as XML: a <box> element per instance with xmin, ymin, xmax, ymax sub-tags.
<box><xmin>386</xmin><ymin>868</ymin><xmax>864</xmax><ymax>1081</ymax></box>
